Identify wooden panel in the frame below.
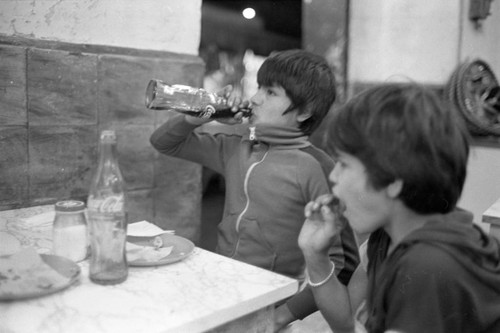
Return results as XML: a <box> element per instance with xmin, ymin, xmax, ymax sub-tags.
<box><xmin>153</xmin><ymin>188</ymin><xmax>202</xmax><ymax>244</ymax></box>
<box><xmin>0</xmin><ymin>45</ymin><xmax>27</xmax><ymax>126</ymax></box>
<box><xmin>98</xmin><ymin>54</ymin><xmax>157</xmax><ymax>128</ymax></box>
<box><xmin>127</xmin><ymin>189</ymin><xmax>154</xmax><ymax>225</ymax></box>
<box><xmin>153</xmin><ymin>156</ymin><xmax>202</xmax><ymax>243</ymax></box>
<box><xmin>149</xmin><ymin>57</ymin><xmax>204</xmax><ymax>241</ymax></box>
<box><xmin>29</xmin><ymin>125</ymin><xmax>97</xmax><ymax>203</ymax></box>
<box><xmin>1</xmin><ymin>37</ymin><xmax>205</xmax><ymax>239</ymax></box>
<box><xmin>0</xmin><ymin>126</ymin><xmax>29</xmax><ymax>210</ymax></box>
<box><xmin>27</xmin><ymin>48</ymin><xmax>98</xmax><ymax>125</ymax></box>
<box><xmin>152</xmin><ymin>57</ymin><xmax>205</xmax><ymax>87</ymax></box>
<box><xmin>153</xmin><ymin>57</ymin><xmax>205</xmax><ymax>126</ymax></box>
<box><xmin>114</xmin><ymin>125</ymin><xmax>155</xmax><ymax>190</ymax></box>
<box><xmin>154</xmin><ymin>154</ymin><xmax>201</xmax><ymax>189</ymax></box>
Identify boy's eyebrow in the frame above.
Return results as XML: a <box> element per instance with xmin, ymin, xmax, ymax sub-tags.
<box><xmin>260</xmin><ymin>82</ymin><xmax>280</xmax><ymax>88</ymax></box>
<box><xmin>267</xmin><ymin>84</ymin><xmax>284</xmax><ymax>91</ymax></box>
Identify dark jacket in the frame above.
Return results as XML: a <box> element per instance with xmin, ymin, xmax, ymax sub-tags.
<box><xmin>366</xmin><ymin>209</ymin><xmax>500</xmax><ymax>333</ymax></box>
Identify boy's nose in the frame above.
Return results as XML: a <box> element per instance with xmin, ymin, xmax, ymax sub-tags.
<box><xmin>250</xmin><ymin>92</ymin><xmax>262</xmax><ymax>105</ymax></box>
<box><xmin>329</xmin><ymin>165</ymin><xmax>339</xmax><ymax>184</ymax></box>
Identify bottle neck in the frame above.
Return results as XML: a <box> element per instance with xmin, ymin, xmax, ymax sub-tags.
<box><xmin>98</xmin><ymin>141</ymin><xmax>117</xmax><ymax>166</ymax></box>
<box><xmin>93</xmin><ymin>140</ymin><xmax>124</xmax><ymax>189</ymax></box>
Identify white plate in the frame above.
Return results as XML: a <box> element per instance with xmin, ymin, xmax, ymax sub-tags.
<box><xmin>126</xmin><ymin>234</ymin><xmax>194</xmax><ymax>267</ymax></box>
<box><xmin>0</xmin><ymin>254</ymin><xmax>80</xmax><ymax>301</ymax></box>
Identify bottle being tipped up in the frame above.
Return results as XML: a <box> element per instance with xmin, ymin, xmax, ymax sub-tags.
<box><xmin>145</xmin><ymin>79</ymin><xmax>252</xmax><ymax>119</ymax></box>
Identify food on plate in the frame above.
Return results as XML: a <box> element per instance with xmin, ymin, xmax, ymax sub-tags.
<box><xmin>126</xmin><ymin>242</ymin><xmax>174</xmax><ymax>262</ymax></box>
<box><xmin>0</xmin><ymin>248</ymin><xmax>70</xmax><ymax>298</ymax></box>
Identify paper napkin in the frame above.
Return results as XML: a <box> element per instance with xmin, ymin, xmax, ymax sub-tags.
<box><xmin>127</xmin><ymin>221</ymin><xmax>174</xmax><ymax>237</ymax></box>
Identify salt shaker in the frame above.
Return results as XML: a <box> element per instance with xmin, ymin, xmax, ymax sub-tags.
<box><xmin>52</xmin><ymin>200</ymin><xmax>88</xmax><ymax>262</ymax></box>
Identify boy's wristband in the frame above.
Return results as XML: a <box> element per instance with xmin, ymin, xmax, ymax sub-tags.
<box><xmin>306</xmin><ymin>262</ymin><xmax>336</xmax><ymax>288</ymax></box>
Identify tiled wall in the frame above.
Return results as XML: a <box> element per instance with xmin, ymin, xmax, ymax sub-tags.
<box><xmin>0</xmin><ymin>37</ymin><xmax>205</xmax><ymax>243</ymax></box>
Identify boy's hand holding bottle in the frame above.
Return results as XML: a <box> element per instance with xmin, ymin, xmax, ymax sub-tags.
<box><xmin>212</xmin><ymin>85</ymin><xmax>251</xmax><ymax>125</ymax></box>
<box><xmin>185</xmin><ymin>85</ymin><xmax>250</xmax><ymax>126</ymax></box>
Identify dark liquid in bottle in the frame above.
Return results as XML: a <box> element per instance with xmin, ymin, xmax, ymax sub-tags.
<box><xmin>148</xmin><ymin>106</ymin><xmax>251</xmax><ymax>119</ymax></box>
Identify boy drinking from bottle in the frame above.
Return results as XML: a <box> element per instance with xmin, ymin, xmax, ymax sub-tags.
<box><xmin>150</xmin><ymin>49</ymin><xmax>359</xmax><ymax>328</ymax></box>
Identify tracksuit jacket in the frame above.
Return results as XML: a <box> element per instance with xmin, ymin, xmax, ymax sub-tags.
<box><xmin>150</xmin><ymin>114</ymin><xmax>359</xmax><ymax>319</ymax></box>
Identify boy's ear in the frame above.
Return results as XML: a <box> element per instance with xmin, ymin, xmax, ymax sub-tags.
<box><xmin>297</xmin><ymin>107</ymin><xmax>313</xmax><ymax>123</ymax></box>
<box><xmin>387</xmin><ymin>179</ymin><xmax>403</xmax><ymax>198</ymax></box>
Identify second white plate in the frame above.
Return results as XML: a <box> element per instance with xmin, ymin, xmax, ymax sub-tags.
<box><xmin>126</xmin><ymin>234</ymin><xmax>195</xmax><ymax>267</ymax></box>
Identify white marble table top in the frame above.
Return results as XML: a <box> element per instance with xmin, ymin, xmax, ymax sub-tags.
<box><xmin>0</xmin><ymin>205</ymin><xmax>298</xmax><ymax>333</ymax></box>
<box><xmin>482</xmin><ymin>197</ymin><xmax>500</xmax><ymax>226</ymax></box>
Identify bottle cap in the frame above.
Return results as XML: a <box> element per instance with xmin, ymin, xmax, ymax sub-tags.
<box><xmin>55</xmin><ymin>200</ymin><xmax>86</xmax><ymax>212</ymax></box>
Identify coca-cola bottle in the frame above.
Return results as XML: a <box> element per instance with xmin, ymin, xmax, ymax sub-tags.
<box><xmin>145</xmin><ymin>79</ymin><xmax>252</xmax><ymax>119</ymax></box>
<box><xmin>87</xmin><ymin>130</ymin><xmax>128</xmax><ymax>285</ymax></box>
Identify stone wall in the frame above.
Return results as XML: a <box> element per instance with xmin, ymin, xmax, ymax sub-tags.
<box><xmin>0</xmin><ymin>36</ymin><xmax>205</xmax><ymax>243</ymax></box>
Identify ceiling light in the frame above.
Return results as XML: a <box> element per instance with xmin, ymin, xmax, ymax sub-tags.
<box><xmin>242</xmin><ymin>7</ymin><xmax>256</xmax><ymax>19</ymax></box>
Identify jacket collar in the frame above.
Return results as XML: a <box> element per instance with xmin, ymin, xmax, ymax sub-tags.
<box><xmin>245</xmin><ymin>125</ymin><xmax>311</xmax><ymax>149</ymax></box>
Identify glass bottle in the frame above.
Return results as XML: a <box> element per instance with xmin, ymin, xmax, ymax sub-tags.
<box><xmin>145</xmin><ymin>79</ymin><xmax>252</xmax><ymax>119</ymax></box>
<box><xmin>52</xmin><ymin>200</ymin><xmax>88</xmax><ymax>262</ymax></box>
<box><xmin>87</xmin><ymin>130</ymin><xmax>128</xmax><ymax>285</ymax></box>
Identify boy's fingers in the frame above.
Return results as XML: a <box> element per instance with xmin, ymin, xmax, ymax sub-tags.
<box><xmin>217</xmin><ymin>85</ymin><xmax>233</xmax><ymax>99</ymax></box>
<box><xmin>241</xmin><ymin>100</ymin><xmax>251</xmax><ymax>109</ymax></box>
<box><xmin>321</xmin><ymin>205</ymin><xmax>334</xmax><ymax>219</ymax></box>
<box><xmin>234</xmin><ymin>112</ymin><xmax>244</xmax><ymax>122</ymax></box>
<box><xmin>304</xmin><ymin>201</ymin><xmax>318</xmax><ymax>217</ymax></box>
<box><xmin>231</xmin><ymin>97</ymin><xmax>245</xmax><ymax>110</ymax></box>
<box><xmin>320</xmin><ymin>206</ymin><xmax>345</xmax><ymax>234</ymax></box>
<box><xmin>223</xmin><ymin>85</ymin><xmax>233</xmax><ymax>96</ymax></box>
<box><xmin>304</xmin><ymin>202</ymin><xmax>313</xmax><ymax>217</ymax></box>
<box><xmin>305</xmin><ymin>195</ymin><xmax>338</xmax><ymax>220</ymax></box>
<box><xmin>318</xmin><ymin>195</ymin><xmax>333</xmax><ymax>206</ymax></box>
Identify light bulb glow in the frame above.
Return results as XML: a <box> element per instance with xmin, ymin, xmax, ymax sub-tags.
<box><xmin>242</xmin><ymin>7</ymin><xmax>256</xmax><ymax>19</ymax></box>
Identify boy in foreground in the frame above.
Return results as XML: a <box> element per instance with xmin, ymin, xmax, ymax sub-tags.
<box><xmin>299</xmin><ymin>83</ymin><xmax>500</xmax><ymax>333</ymax></box>
<box><xmin>150</xmin><ymin>49</ymin><xmax>359</xmax><ymax>327</ymax></box>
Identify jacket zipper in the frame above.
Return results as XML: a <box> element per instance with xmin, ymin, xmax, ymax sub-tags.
<box><xmin>236</xmin><ymin>125</ymin><xmax>261</xmax><ymax>233</ymax></box>
<box><xmin>232</xmin><ymin>150</ymin><xmax>268</xmax><ymax>258</ymax></box>
<box><xmin>249</xmin><ymin>126</ymin><xmax>256</xmax><ymax>141</ymax></box>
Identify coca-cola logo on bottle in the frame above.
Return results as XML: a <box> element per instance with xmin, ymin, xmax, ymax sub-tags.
<box><xmin>88</xmin><ymin>195</ymin><xmax>124</xmax><ymax>213</ymax></box>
